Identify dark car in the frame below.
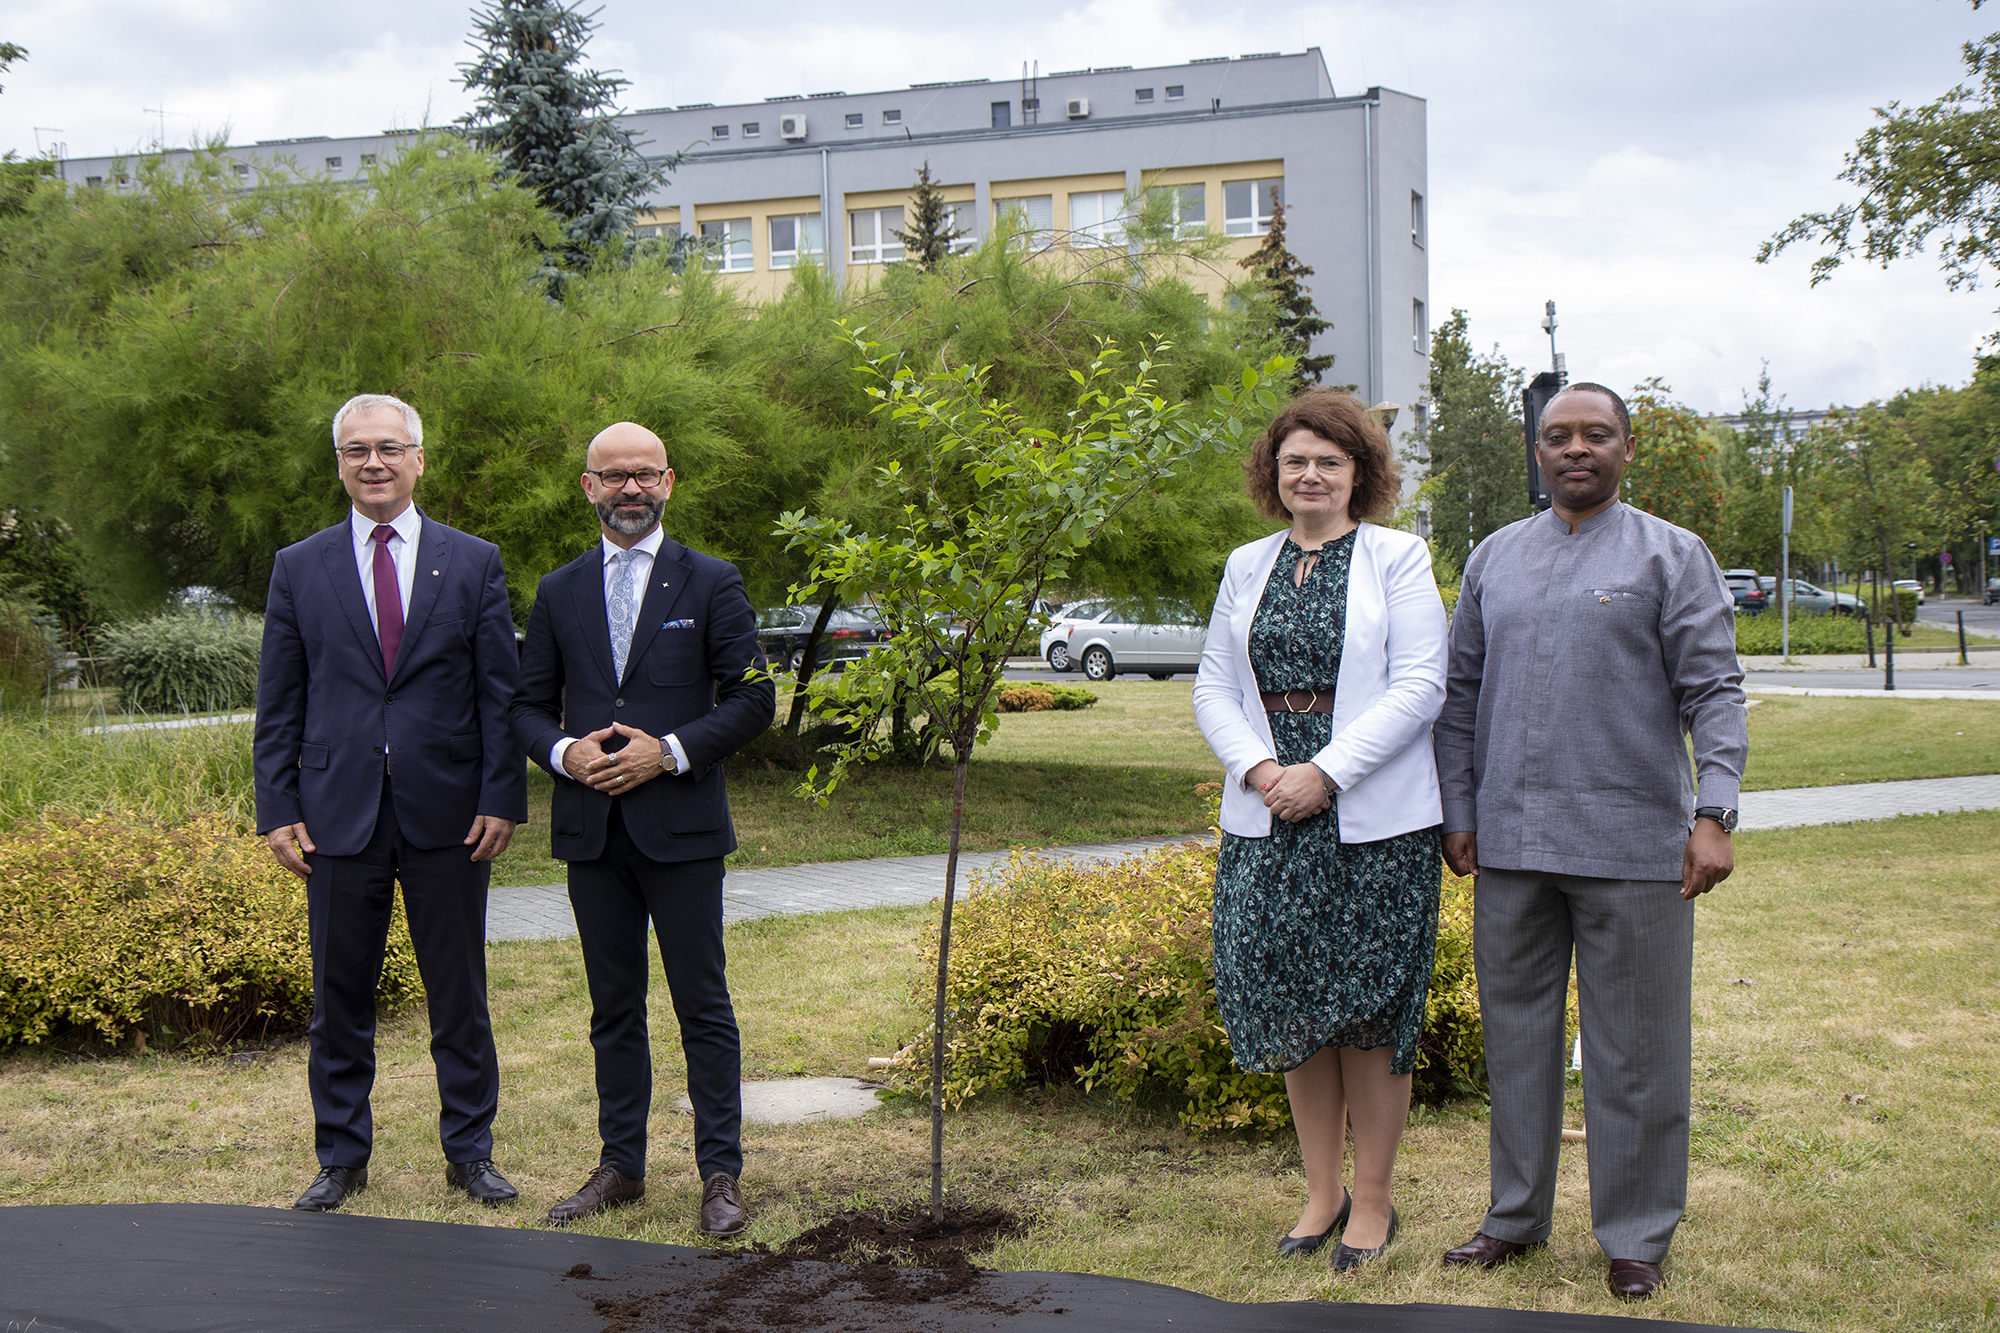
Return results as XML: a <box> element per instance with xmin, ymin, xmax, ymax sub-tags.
<box><xmin>1722</xmin><ymin>569</ymin><xmax>1770</xmax><ymax>616</ymax></box>
<box><xmin>755</xmin><ymin>605</ymin><xmax>888</xmax><ymax>673</ymax></box>
<box><xmin>1986</xmin><ymin>577</ymin><xmax>2000</xmax><ymax>606</ymax></box>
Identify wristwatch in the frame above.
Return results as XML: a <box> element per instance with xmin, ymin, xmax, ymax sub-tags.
<box><xmin>659</xmin><ymin>736</ymin><xmax>680</xmax><ymax>775</ymax></box>
<box><xmin>1693</xmin><ymin>806</ymin><xmax>1738</xmax><ymax>833</ymax></box>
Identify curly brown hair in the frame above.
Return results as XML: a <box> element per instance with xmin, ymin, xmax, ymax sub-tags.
<box><xmin>1243</xmin><ymin>388</ymin><xmax>1402</xmax><ymax>523</ymax></box>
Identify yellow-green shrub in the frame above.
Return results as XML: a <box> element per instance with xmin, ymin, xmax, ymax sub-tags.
<box><xmin>994</xmin><ymin>682</ymin><xmax>1098</xmax><ymax>712</ymax></box>
<box><xmin>0</xmin><ymin>813</ymin><xmax>423</xmax><ymax>1048</ymax></box>
<box><xmin>903</xmin><ymin>838</ymin><xmax>1490</xmax><ymax>1133</ymax></box>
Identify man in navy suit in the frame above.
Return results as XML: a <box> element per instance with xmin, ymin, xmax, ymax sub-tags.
<box><xmin>510</xmin><ymin>421</ymin><xmax>774</xmax><ymax>1235</ymax></box>
<box><xmin>255</xmin><ymin>393</ymin><xmax>528</xmax><ymax>1213</ymax></box>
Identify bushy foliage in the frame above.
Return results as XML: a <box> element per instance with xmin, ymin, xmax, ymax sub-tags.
<box><xmin>0</xmin><ymin>813</ymin><xmax>422</xmax><ymax>1048</ymax></box>
<box><xmin>895</xmin><ymin>839</ymin><xmax>1488</xmax><ymax>1132</ymax></box>
<box><xmin>1420</xmin><ymin>310</ymin><xmax>1530</xmax><ymax>572</ymax></box>
<box><xmin>1626</xmin><ymin>379</ymin><xmax>1724</xmax><ymax>550</ymax></box>
<box><xmin>995</xmin><ymin>683</ymin><xmax>1098</xmax><ymax>713</ymax></box>
<box><xmin>1733</xmin><ymin>610</ymin><xmax>1871</xmax><ymax>655</ymax></box>
<box><xmin>0</xmin><ymin>595</ymin><xmax>56</xmax><ymax>704</ymax></box>
<box><xmin>97</xmin><ymin>609</ymin><xmax>261</xmax><ymax>713</ymax></box>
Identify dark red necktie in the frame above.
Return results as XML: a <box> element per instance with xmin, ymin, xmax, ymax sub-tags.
<box><xmin>371</xmin><ymin>524</ymin><xmax>404</xmax><ymax>678</ymax></box>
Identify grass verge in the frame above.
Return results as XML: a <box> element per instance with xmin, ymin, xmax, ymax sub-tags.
<box><xmin>1743</xmin><ymin>695</ymin><xmax>2000</xmax><ymax>790</ymax></box>
<box><xmin>2</xmin><ymin>813</ymin><xmax>1995</xmax><ymax>1331</ymax></box>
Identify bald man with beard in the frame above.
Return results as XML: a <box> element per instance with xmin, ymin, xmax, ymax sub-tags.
<box><xmin>510</xmin><ymin>423</ymin><xmax>775</xmax><ymax>1235</ymax></box>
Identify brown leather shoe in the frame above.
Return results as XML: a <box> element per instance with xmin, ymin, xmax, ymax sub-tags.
<box><xmin>1608</xmin><ymin>1259</ymin><xmax>1665</xmax><ymax>1300</ymax></box>
<box><xmin>698</xmin><ymin>1171</ymin><xmax>748</xmax><ymax>1237</ymax></box>
<box><xmin>1442</xmin><ymin>1231</ymin><xmax>1544</xmax><ymax>1268</ymax></box>
<box><xmin>545</xmin><ymin>1164</ymin><xmax>644</xmax><ymax>1226</ymax></box>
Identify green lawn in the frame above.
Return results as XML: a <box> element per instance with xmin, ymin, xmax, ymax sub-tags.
<box><xmin>3</xmin><ymin>813</ymin><xmax>1995</xmax><ymax>1331</ymax></box>
<box><xmin>1743</xmin><ymin>695</ymin><xmax>2000</xmax><ymax>790</ymax></box>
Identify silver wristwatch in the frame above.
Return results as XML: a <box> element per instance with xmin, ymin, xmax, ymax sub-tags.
<box><xmin>1693</xmin><ymin>806</ymin><xmax>1737</xmax><ymax>832</ymax></box>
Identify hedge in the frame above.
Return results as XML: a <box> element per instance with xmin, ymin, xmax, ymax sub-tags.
<box><xmin>995</xmin><ymin>683</ymin><xmax>1099</xmax><ymax>713</ymax></box>
<box><xmin>97</xmin><ymin>609</ymin><xmax>262</xmax><ymax>713</ymax></box>
<box><xmin>0</xmin><ymin>813</ymin><xmax>423</xmax><ymax>1048</ymax></box>
<box><xmin>896</xmin><ymin>833</ymin><xmax>1502</xmax><ymax>1133</ymax></box>
<box><xmin>1733</xmin><ymin>610</ymin><xmax>1869</xmax><ymax>656</ymax></box>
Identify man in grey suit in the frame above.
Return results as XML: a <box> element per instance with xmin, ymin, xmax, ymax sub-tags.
<box><xmin>1433</xmin><ymin>383</ymin><xmax>1746</xmax><ymax>1301</ymax></box>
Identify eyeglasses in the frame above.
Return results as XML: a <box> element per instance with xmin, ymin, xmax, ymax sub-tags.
<box><xmin>1277</xmin><ymin>455</ymin><xmax>1353</xmax><ymax>476</ymax></box>
<box><xmin>587</xmin><ymin>468</ymin><xmax>667</xmax><ymax>490</ymax></box>
<box><xmin>335</xmin><ymin>443</ymin><xmax>415</xmax><ymax>467</ymax></box>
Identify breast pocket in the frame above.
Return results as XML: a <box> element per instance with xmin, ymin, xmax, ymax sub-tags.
<box><xmin>647</xmin><ymin>637</ymin><xmax>704</xmax><ymax>687</ymax></box>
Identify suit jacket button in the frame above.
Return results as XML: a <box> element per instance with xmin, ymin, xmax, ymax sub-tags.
<box><xmin>373</xmin><ymin>746</ymin><xmax>383</xmax><ymax>755</ymax></box>
<box><xmin>614</xmin><ymin>697</ymin><xmax>625</xmax><ymax>708</ymax></box>
<box><xmin>384</xmin><ymin>693</ymin><xmax>397</xmax><ymax>704</ymax></box>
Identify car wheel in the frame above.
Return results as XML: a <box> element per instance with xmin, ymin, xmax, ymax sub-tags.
<box><xmin>1081</xmin><ymin>646</ymin><xmax>1114</xmax><ymax>681</ymax></box>
<box><xmin>1148</xmin><ymin>672</ymin><xmax>1173</xmax><ymax>681</ymax></box>
<box><xmin>787</xmin><ymin>647</ymin><xmax>809</xmax><ymax>674</ymax></box>
<box><xmin>1046</xmin><ymin>643</ymin><xmax>1070</xmax><ymax>672</ymax></box>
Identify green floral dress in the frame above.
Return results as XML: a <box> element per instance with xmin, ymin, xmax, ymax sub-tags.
<box><xmin>1212</xmin><ymin>532</ymin><xmax>1442</xmax><ymax>1075</ymax></box>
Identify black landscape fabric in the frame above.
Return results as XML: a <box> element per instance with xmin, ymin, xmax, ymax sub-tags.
<box><xmin>0</xmin><ymin>1204</ymin><xmax>1794</xmax><ymax>1333</ymax></box>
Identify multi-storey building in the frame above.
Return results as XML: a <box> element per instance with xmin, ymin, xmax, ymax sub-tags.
<box><xmin>56</xmin><ymin>49</ymin><xmax>1429</xmax><ymax>433</ymax></box>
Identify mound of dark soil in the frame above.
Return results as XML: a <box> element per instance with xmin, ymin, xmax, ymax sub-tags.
<box><xmin>581</xmin><ymin>1206</ymin><xmax>1029</xmax><ymax>1333</ymax></box>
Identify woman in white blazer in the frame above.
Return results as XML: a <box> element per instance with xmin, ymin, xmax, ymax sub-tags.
<box><xmin>1193</xmin><ymin>389</ymin><xmax>1447</xmax><ymax>1273</ymax></box>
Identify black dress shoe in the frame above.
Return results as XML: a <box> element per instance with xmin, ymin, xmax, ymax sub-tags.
<box><xmin>1442</xmin><ymin>1230</ymin><xmax>1545</xmax><ymax>1268</ymax></box>
<box><xmin>1608</xmin><ymin>1258</ymin><xmax>1665</xmax><ymax>1300</ymax></box>
<box><xmin>547</xmin><ymin>1164</ymin><xmax>645</xmax><ymax>1226</ymax></box>
<box><xmin>1277</xmin><ymin>1189</ymin><xmax>1352</xmax><ymax>1256</ymax></box>
<box><xmin>445</xmin><ymin>1158</ymin><xmax>519</xmax><ymax>1206</ymax></box>
<box><xmin>293</xmin><ymin>1165</ymin><xmax>367</xmax><ymax>1212</ymax></box>
<box><xmin>1329</xmin><ymin>1206</ymin><xmax>1398</xmax><ymax>1273</ymax></box>
<box><xmin>699</xmin><ymin>1172</ymin><xmax>748</xmax><ymax>1237</ymax></box>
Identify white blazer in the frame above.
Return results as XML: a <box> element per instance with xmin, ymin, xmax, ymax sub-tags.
<box><xmin>1192</xmin><ymin>523</ymin><xmax>1447</xmax><ymax>842</ymax></box>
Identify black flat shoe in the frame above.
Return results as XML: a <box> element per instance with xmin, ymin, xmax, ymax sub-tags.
<box><xmin>1277</xmin><ymin>1189</ymin><xmax>1352</xmax><ymax>1256</ymax></box>
<box><xmin>293</xmin><ymin>1165</ymin><xmax>367</xmax><ymax>1212</ymax></box>
<box><xmin>445</xmin><ymin>1158</ymin><xmax>519</xmax><ymax>1206</ymax></box>
<box><xmin>1330</xmin><ymin>1206</ymin><xmax>1398</xmax><ymax>1272</ymax></box>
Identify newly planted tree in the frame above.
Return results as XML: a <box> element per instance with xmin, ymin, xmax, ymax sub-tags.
<box><xmin>891</xmin><ymin>162</ymin><xmax>969</xmax><ymax>273</ymax></box>
<box><xmin>776</xmin><ymin>326</ymin><xmax>1287</xmax><ymax>1220</ymax></box>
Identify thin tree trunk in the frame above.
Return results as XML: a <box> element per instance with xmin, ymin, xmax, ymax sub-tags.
<box><xmin>931</xmin><ymin>747</ymin><xmax>970</xmax><ymax>1224</ymax></box>
<box><xmin>784</xmin><ymin>596</ymin><xmax>841</xmax><ymax>743</ymax></box>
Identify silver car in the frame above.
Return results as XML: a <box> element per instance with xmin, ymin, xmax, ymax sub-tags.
<box><xmin>1046</xmin><ymin>600</ymin><xmax>1206</xmax><ymax>681</ymax></box>
<box><xmin>1757</xmin><ymin>577</ymin><xmax>1865</xmax><ymax>616</ymax></box>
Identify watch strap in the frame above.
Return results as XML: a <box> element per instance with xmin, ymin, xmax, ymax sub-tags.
<box><xmin>1694</xmin><ymin>806</ymin><xmax>1737</xmax><ymax>832</ymax></box>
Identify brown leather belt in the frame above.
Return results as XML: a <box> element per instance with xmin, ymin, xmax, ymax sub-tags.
<box><xmin>1261</xmin><ymin>689</ymin><xmax>1336</xmax><ymax>715</ymax></box>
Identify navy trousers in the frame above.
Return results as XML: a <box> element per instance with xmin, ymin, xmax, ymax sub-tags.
<box><xmin>568</xmin><ymin>801</ymin><xmax>742</xmax><ymax>1182</ymax></box>
<box><xmin>304</xmin><ymin>780</ymin><xmax>500</xmax><ymax>1169</ymax></box>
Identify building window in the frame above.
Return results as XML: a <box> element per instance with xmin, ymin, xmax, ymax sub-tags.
<box><xmin>1145</xmin><ymin>184</ymin><xmax>1206</xmax><ymax>239</ymax></box>
<box><xmin>359</xmin><ymin>153</ymin><xmax>377</xmax><ymax>166</ymax></box>
<box><xmin>991</xmin><ymin>101</ymin><xmax>1011</xmax><ymax>128</ymax></box>
<box><xmin>1134</xmin><ymin>87</ymin><xmax>1154</xmax><ymax>103</ymax></box>
<box><xmin>1411</xmin><ymin>190</ymin><xmax>1426</xmax><ymax>248</ymax></box>
<box><xmin>1165</xmin><ymin>84</ymin><xmax>1185</xmax><ymax>100</ymax></box>
<box><xmin>1413</xmin><ymin>299</ymin><xmax>1429</xmax><ymax>354</ymax></box>
<box><xmin>994</xmin><ymin>195</ymin><xmax>1052</xmax><ymax>249</ymax></box>
<box><xmin>849</xmin><ymin>207</ymin><xmax>905</xmax><ymax>264</ymax></box>
<box><xmin>85</xmin><ymin>175</ymin><xmax>102</xmax><ymax>188</ymax></box>
<box><xmin>633</xmin><ymin>223</ymin><xmax>680</xmax><ymax>243</ymax></box>
<box><xmin>882</xmin><ymin>109</ymin><xmax>901</xmax><ymax>124</ymax></box>
<box><xmin>845</xmin><ymin>112</ymin><xmax>864</xmax><ymax>129</ymax></box>
<box><xmin>232</xmin><ymin>163</ymin><xmax>250</xmax><ymax>178</ymax></box>
<box><xmin>325</xmin><ymin>156</ymin><xmax>343</xmax><ymax>170</ymax></box>
<box><xmin>769</xmin><ymin>213</ymin><xmax>825</xmax><ymax>268</ymax></box>
<box><xmin>699</xmin><ymin>218</ymin><xmax>753</xmax><ymax>271</ymax></box>
<box><xmin>1021</xmin><ymin>97</ymin><xmax>1040</xmax><ymax>114</ymax></box>
<box><xmin>1069</xmin><ymin>190</ymin><xmax>1129</xmax><ymax>247</ymax></box>
<box><xmin>1223</xmin><ymin>177</ymin><xmax>1283</xmax><ymax>236</ymax></box>
<box><xmin>742</xmin><ymin>122</ymin><xmax>760</xmax><ymax>138</ymax></box>
<box><xmin>710</xmin><ymin>124</ymin><xmax>729</xmax><ymax>139</ymax></box>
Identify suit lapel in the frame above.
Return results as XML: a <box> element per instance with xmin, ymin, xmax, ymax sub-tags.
<box><xmin>319</xmin><ymin>522</ymin><xmax>385</xmax><ymax>681</ymax></box>
<box><xmin>389</xmin><ymin>514</ymin><xmax>450</xmax><ymax>684</ymax></box>
<box><xmin>569</xmin><ymin>544</ymin><xmax>620</xmax><ymax>691</ymax></box>
<box><xmin>620</xmin><ymin>540</ymin><xmax>694</xmax><ymax>686</ymax></box>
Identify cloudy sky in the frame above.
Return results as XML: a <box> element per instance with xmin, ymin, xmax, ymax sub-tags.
<box><xmin>3</xmin><ymin>0</ymin><xmax>1994</xmax><ymax>412</ymax></box>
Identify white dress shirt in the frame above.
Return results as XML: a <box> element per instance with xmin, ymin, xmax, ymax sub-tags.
<box><xmin>550</xmin><ymin>527</ymin><xmax>690</xmax><ymax>778</ymax></box>
<box><xmin>350</xmin><ymin>504</ymin><xmax>420</xmax><ymax>639</ymax></box>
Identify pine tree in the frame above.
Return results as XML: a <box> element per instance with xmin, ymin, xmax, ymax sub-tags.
<box><xmin>891</xmin><ymin>162</ymin><xmax>968</xmax><ymax>273</ymax></box>
<box><xmin>1238</xmin><ymin>200</ymin><xmax>1333</xmax><ymax>384</ymax></box>
<box><xmin>457</xmin><ymin>0</ymin><xmax>668</xmax><ymax>259</ymax></box>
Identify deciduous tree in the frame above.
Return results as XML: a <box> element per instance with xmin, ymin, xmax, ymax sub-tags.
<box><xmin>1416</xmin><ymin>310</ymin><xmax>1527</xmax><ymax>570</ymax></box>
<box><xmin>1624</xmin><ymin>379</ymin><xmax>1724</xmax><ymax>551</ymax></box>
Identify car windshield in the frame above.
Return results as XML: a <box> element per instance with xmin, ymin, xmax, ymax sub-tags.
<box><xmin>828</xmin><ymin>609</ymin><xmax>880</xmax><ymax>628</ymax></box>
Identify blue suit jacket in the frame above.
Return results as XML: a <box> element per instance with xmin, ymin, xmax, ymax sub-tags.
<box><xmin>253</xmin><ymin>512</ymin><xmax>528</xmax><ymax>856</ymax></box>
<box><xmin>509</xmin><ymin>533</ymin><xmax>775</xmax><ymax>864</ymax></box>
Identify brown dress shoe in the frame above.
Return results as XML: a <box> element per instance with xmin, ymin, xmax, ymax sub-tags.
<box><xmin>1442</xmin><ymin>1231</ymin><xmax>1544</xmax><ymax>1268</ymax></box>
<box><xmin>545</xmin><ymin>1164</ymin><xmax>644</xmax><ymax>1226</ymax></box>
<box><xmin>1608</xmin><ymin>1259</ymin><xmax>1665</xmax><ymax>1300</ymax></box>
<box><xmin>699</xmin><ymin>1171</ymin><xmax>748</xmax><ymax>1237</ymax></box>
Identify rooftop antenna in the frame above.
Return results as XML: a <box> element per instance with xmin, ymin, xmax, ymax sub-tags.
<box><xmin>1522</xmin><ymin>300</ymin><xmax>1569</xmax><ymax>512</ymax></box>
<box><xmin>1539</xmin><ymin>299</ymin><xmax>1565</xmax><ymax>381</ymax></box>
<box><xmin>141</xmin><ymin>103</ymin><xmax>190</xmax><ymax>150</ymax></box>
<box><xmin>32</xmin><ymin>127</ymin><xmax>65</xmax><ymax>158</ymax></box>
<box><xmin>1021</xmin><ymin>60</ymin><xmax>1038</xmax><ymax>124</ymax></box>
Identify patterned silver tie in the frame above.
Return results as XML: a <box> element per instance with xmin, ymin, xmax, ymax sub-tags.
<box><xmin>608</xmin><ymin>549</ymin><xmax>637</xmax><ymax>682</ymax></box>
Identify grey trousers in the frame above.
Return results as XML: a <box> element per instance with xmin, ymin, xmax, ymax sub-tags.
<box><xmin>1473</xmin><ymin>866</ymin><xmax>1695</xmax><ymax>1263</ymax></box>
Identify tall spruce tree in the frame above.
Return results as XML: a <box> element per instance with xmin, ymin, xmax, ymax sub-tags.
<box><xmin>892</xmin><ymin>162</ymin><xmax>968</xmax><ymax>273</ymax></box>
<box><xmin>1237</xmin><ymin>200</ymin><xmax>1333</xmax><ymax>385</ymax></box>
<box><xmin>458</xmin><ymin>0</ymin><xmax>667</xmax><ymax>261</ymax></box>
<box><xmin>1417</xmin><ymin>309</ymin><xmax>1529</xmax><ymax>570</ymax></box>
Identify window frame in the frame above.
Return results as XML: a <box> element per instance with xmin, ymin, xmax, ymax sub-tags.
<box><xmin>1164</xmin><ymin>84</ymin><xmax>1185</xmax><ymax>101</ymax></box>
<box><xmin>993</xmin><ymin>195</ymin><xmax>1053</xmax><ymax>250</ymax></box>
<box><xmin>325</xmin><ymin>156</ymin><xmax>343</xmax><ymax>171</ymax></box>
<box><xmin>1134</xmin><ymin>87</ymin><xmax>1154</xmax><ymax>103</ymax></box>
<box><xmin>1145</xmin><ymin>183</ymin><xmax>1206</xmax><ymax>240</ymax></box>
<box><xmin>699</xmin><ymin>217</ymin><xmax>754</xmax><ymax>272</ymax></box>
<box><xmin>848</xmin><ymin>206</ymin><xmax>906</xmax><ymax>265</ymax></box>
<box><xmin>1223</xmin><ymin>177</ymin><xmax>1283</xmax><ymax>237</ymax></box>
<box><xmin>1411</xmin><ymin>190</ymin><xmax>1426</xmax><ymax>248</ymax></box>
<box><xmin>1413</xmin><ymin>298</ymin><xmax>1429</xmax><ymax>354</ymax></box>
<box><xmin>741</xmin><ymin>122</ymin><xmax>761</xmax><ymax>139</ymax></box>
<box><xmin>710</xmin><ymin>124</ymin><xmax>730</xmax><ymax>140</ymax></box>
<box><xmin>769</xmin><ymin>212</ymin><xmax>825</xmax><ymax>269</ymax></box>
<box><xmin>1068</xmin><ymin>189</ymin><xmax>1130</xmax><ymax>248</ymax></box>
<box><xmin>882</xmin><ymin>108</ymin><xmax>902</xmax><ymax>124</ymax></box>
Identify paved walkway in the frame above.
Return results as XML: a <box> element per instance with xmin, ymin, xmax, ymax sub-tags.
<box><xmin>486</xmin><ymin>775</ymin><xmax>2000</xmax><ymax>942</ymax></box>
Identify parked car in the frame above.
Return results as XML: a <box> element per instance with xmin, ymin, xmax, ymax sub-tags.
<box><xmin>1721</xmin><ymin>569</ymin><xmax>1770</xmax><ymax>616</ymax></box>
<box><xmin>1039</xmin><ymin>599</ymin><xmax>1114</xmax><ymax>671</ymax></box>
<box><xmin>1891</xmin><ymin>578</ymin><xmax>1926</xmax><ymax>606</ymax></box>
<box><xmin>1757</xmin><ymin>577</ymin><xmax>1866</xmax><ymax>616</ymax></box>
<box><xmin>755</xmin><ymin>605</ymin><xmax>889</xmax><ymax>673</ymax></box>
<box><xmin>1986</xmin><ymin>577</ymin><xmax>2000</xmax><ymax>606</ymax></box>
<box><xmin>1045</xmin><ymin>600</ymin><xmax>1206</xmax><ymax>681</ymax></box>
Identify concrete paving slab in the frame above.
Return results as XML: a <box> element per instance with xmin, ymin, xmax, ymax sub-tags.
<box><xmin>1739</xmin><ymin>774</ymin><xmax>2000</xmax><ymax>830</ymax></box>
<box><xmin>674</xmin><ymin>1077</ymin><xmax>885</xmax><ymax>1124</ymax></box>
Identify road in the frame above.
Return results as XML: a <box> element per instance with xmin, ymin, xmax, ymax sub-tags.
<box><xmin>1917</xmin><ymin>597</ymin><xmax>2000</xmax><ymax>638</ymax></box>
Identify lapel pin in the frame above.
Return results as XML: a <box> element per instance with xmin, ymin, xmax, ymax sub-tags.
<box><xmin>433</xmin><ymin>570</ymin><xmax>440</xmax><ymax>576</ymax></box>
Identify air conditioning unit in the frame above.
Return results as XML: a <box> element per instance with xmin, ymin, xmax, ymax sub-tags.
<box><xmin>779</xmin><ymin>114</ymin><xmax>808</xmax><ymax>140</ymax></box>
<box><xmin>1066</xmin><ymin>98</ymin><xmax>1090</xmax><ymax>119</ymax></box>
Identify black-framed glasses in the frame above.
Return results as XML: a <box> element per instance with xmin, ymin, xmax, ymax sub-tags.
<box><xmin>588</xmin><ymin>468</ymin><xmax>666</xmax><ymax>489</ymax></box>
<box><xmin>335</xmin><ymin>443</ymin><xmax>415</xmax><ymax>466</ymax></box>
